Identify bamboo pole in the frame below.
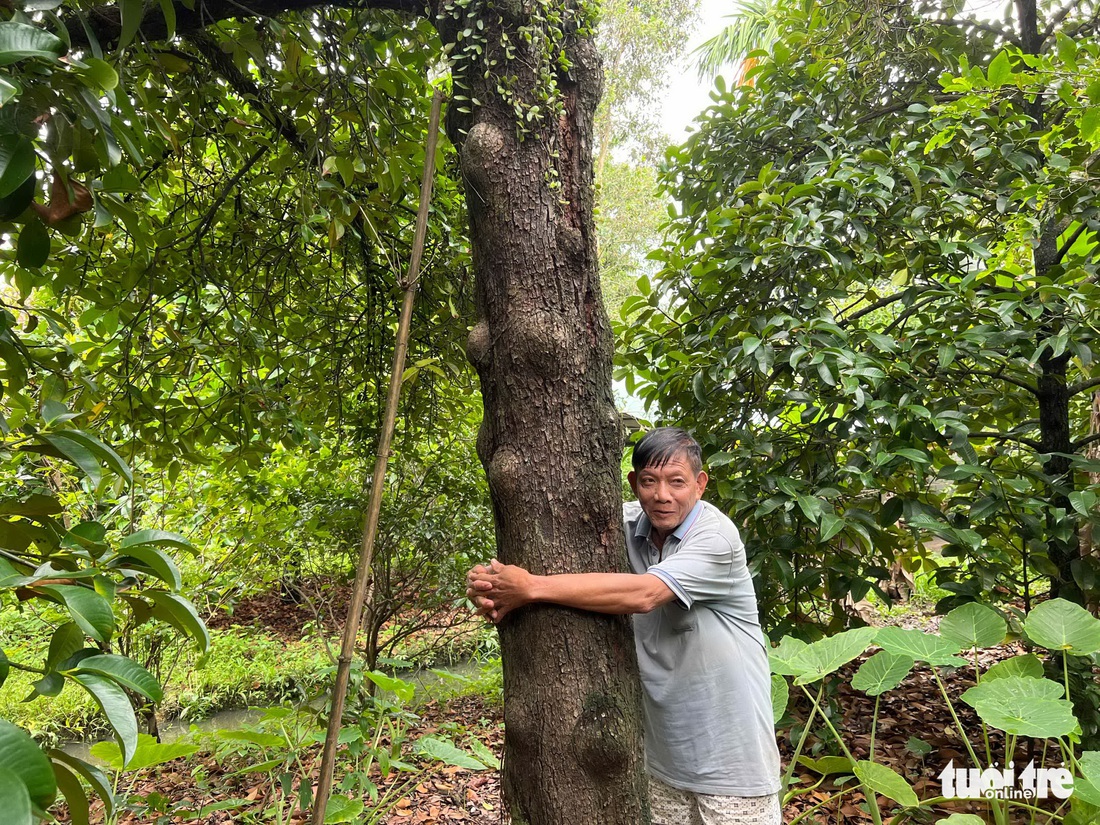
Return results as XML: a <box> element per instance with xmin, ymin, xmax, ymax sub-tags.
<box><xmin>312</xmin><ymin>88</ymin><xmax>444</xmax><ymax>825</ymax></box>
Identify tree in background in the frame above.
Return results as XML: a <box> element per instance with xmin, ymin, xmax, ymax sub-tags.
<box><xmin>620</xmin><ymin>0</ymin><xmax>1100</xmax><ymax>634</ymax></box>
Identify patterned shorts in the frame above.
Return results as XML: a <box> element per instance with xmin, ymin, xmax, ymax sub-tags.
<box><xmin>648</xmin><ymin>775</ymin><xmax>783</xmax><ymax>825</ymax></box>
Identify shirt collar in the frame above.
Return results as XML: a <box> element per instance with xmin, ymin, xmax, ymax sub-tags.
<box><xmin>632</xmin><ymin>500</ymin><xmax>704</xmax><ymax>543</ymax></box>
<box><xmin>670</xmin><ymin>500</ymin><xmax>704</xmax><ymax>541</ymax></box>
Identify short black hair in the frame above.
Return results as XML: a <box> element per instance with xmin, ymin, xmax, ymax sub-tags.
<box><xmin>631</xmin><ymin>427</ymin><xmax>703</xmax><ymax>475</ymax></box>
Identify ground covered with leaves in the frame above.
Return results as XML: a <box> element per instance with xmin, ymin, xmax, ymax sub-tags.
<box><xmin>54</xmin><ymin>598</ymin><xmax>1082</xmax><ymax>824</ymax></box>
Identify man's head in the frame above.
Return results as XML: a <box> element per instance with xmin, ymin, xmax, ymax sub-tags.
<box><xmin>628</xmin><ymin>428</ymin><xmax>708</xmax><ymax>539</ymax></box>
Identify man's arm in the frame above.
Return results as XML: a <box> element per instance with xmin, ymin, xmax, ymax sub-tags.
<box><xmin>467</xmin><ymin>559</ymin><xmax>676</xmax><ymax>623</ymax></box>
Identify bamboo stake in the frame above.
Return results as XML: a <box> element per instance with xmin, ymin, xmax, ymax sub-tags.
<box><xmin>312</xmin><ymin>88</ymin><xmax>444</xmax><ymax>825</ymax></box>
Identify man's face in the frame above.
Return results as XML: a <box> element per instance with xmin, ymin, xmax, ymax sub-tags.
<box><xmin>628</xmin><ymin>454</ymin><xmax>708</xmax><ymax>539</ymax></box>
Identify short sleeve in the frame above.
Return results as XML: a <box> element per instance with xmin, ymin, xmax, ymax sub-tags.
<box><xmin>646</xmin><ymin>531</ymin><xmax>736</xmax><ymax>608</ymax></box>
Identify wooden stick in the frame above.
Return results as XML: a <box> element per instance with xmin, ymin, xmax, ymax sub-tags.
<box><xmin>311</xmin><ymin>87</ymin><xmax>444</xmax><ymax>825</ymax></box>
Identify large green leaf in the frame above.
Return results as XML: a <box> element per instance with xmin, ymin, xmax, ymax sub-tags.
<box><xmin>0</xmin><ymin>133</ymin><xmax>35</xmax><ymax>199</ymax></box>
<box><xmin>323</xmin><ymin>795</ymin><xmax>365</xmax><ymax>824</ymax></box>
<box><xmin>52</xmin><ymin>431</ymin><xmax>132</xmax><ymax>485</ymax></box>
<box><xmin>1075</xmin><ymin>752</ymin><xmax>1100</xmax><ymax>807</ymax></box>
<box><xmin>46</xmin><ymin>622</ymin><xmax>85</xmax><ymax>670</ymax></box>
<box><xmin>16</xmin><ymin>215</ymin><xmax>49</xmax><ymax>268</ymax></box>
<box><xmin>0</xmin><ymin>766</ymin><xmax>32</xmax><ymax>825</ymax></box>
<box><xmin>0</xmin><ymin>718</ymin><xmax>57</xmax><ymax>809</ymax></box>
<box><xmin>147</xmin><ymin>591</ymin><xmax>209</xmax><ymax>652</ymax></box>
<box><xmin>70</xmin><ymin>672</ymin><xmax>138</xmax><ymax>767</ymax></box>
<box><xmin>962</xmin><ymin>677</ymin><xmax>1076</xmax><ymax>738</ymax></box>
<box><xmin>851</xmin><ymin>650</ymin><xmax>914</xmax><ymax>696</ymax></box>
<box><xmin>0</xmin><ymin>22</ymin><xmax>65</xmax><ymax>66</ymax></box>
<box><xmin>39</xmin><ymin>585</ymin><xmax>114</xmax><ymax>643</ymax></box>
<box><xmin>768</xmin><ymin>635</ymin><xmax>809</xmax><ymax>676</ymax></box>
<box><xmin>853</xmin><ymin>760</ymin><xmax>919</xmax><ymax>807</ymax></box>
<box><xmin>875</xmin><ymin>627</ymin><xmax>966</xmax><ymax>666</ymax></box>
<box><xmin>52</xmin><ymin>761</ymin><xmax>90</xmax><ymax>825</ymax></box>
<box><xmin>797</xmin><ymin>755</ymin><xmax>853</xmax><ymax>776</ymax></box>
<box><xmin>962</xmin><ymin>675</ymin><xmax>1064</xmax><ymax>706</ymax></box>
<box><xmin>935</xmin><ymin>816</ymin><xmax>985</xmax><ymax>824</ymax></box>
<box><xmin>939</xmin><ymin>602</ymin><xmax>1006</xmax><ymax>650</ymax></box>
<box><xmin>89</xmin><ymin>733</ymin><xmax>199</xmax><ymax>771</ymax></box>
<box><xmin>72</xmin><ymin>654</ymin><xmax>163</xmax><ymax>702</ymax></box>
<box><xmin>982</xmin><ymin>654</ymin><xmax>1044</xmax><ymax>683</ymax></box>
<box><xmin>120</xmin><ymin>529</ymin><xmax>194</xmax><ymax>552</ymax></box>
<box><xmin>109</xmin><ymin>544</ymin><xmax>182</xmax><ymax>591</ymax></box>
<box><xmin>771</xmin><ymin>673</ymin><xmax>789</xmax><ymax>724</ymax></box>
<box><xmin>414</xmin><ymin>736</ymin><xmax>490</xmax><ymax>770</ymax></box>
<box><xmin>47</xmin><ymin>750</ymin><xmax>113</xmax><ymax>822</ymax></box>
<box><xmin>365</xmin><ymin>669</ymin><xmax>415</xmax><ymax>703</ymax></box>
<box><xmin>788</xmin><ymin>627</ymin><xmax>877</xmax><ymax>684</ymax></box>
<box><xmin>1024</xmin><ymin>599</ymin><xmax>1100</xmax><ymax>655</ymax></box>
<box><xmin>37</xmin><ymin>433</ymin><xmax>104</xmax><ymax>486</ymax></box>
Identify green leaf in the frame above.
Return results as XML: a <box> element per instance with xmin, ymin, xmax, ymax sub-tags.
<box><xmin>46</xmin><ymin>622</ymin><xmax>85</xmax><ymax>670</ymax></box>
<box><xmin>983</xmin><ymin>654</ymin><xmax>1044</xmax><ymax>683</ymax></box>
<box><xmin>906</xmin><ymin>736</ymin><xmax>932</xmax><ymax>757</ymax></box>
<box><xmin>789</xmin><ymin>627</ymin><xmax>878</xmax><ymax>684</ymax></box>
<box><xmin>147</xmin><ymin>591</ymin><xmax>209</xmax><ymax>652</ymax></box>
<box><xmin>38</xmin><ymin>433</ymin><xmax>103</xmax><ymax>486</ymax></box>
<box><xmin>118</xmin><ymin>0</ymin><xmax>144</xmax><ymax>49</ymax></box>
<box><xmin>0</xmin><ymin>766</ymin><xmax>32</xmax><ymax>825</ymax></box>
<box><xmin>16</xmin><ymin>217</ymin><xmax>49</xmax><ymax>269</ymax></box>
<box><xmin>39</xmin><ymin>585</ymin><xmax>114</xmax><ymax>643</ymax></box>
<box><xmin>88</xmin><ymin>733</ymin><xmax>198</xmax><ymax>771</ymax></box>
<box><xmin>52</xmin><ymin>761</ymin><xmax>90</xmax><ymax>825</ymax></box>
<box><xmin>72</xmin><ymin>654</ymin><xmax>163</xmax><ymax>702</ymax></box>
<box><xmin>819</xmin><ymin>513</ymin><xmax>845</xmax><ymax>542</ymax></box>
<box><xmin>120</xmin><ymin>529</ymin><xmax>193</xmax><ymax>552</ymax></box>
<box><xmin>0</xmin><ymin>718</ymin><xmax>57</xmax><ymax>809</ymax></box>
<box><xmin>51</xmin><ymin>431</ymin><xmax>132</xmax><ymax>485</ymax></box>
<box><xmin>0</xmin><ymin>649</ymin><xmax>7</xmax><ymax>688</ymax></box>
<box><xmin>414</xmin><ymin>736</ymin><xmax>489</xmax><ymax>770</ymax></box>
<box><xmin>961</xmin><ymin>677</ymin><xmax>1076</xmax><ymax>738</ymax></box>
<box><xmin>771</xmin><ymin>674</ymin><xmax>789</xmax><ymax>724</ymax></box>
<box><xmin>851</xmin><ymin>651</ymin><xmax>914</xmax><ymax>696</ymax></box>
<box><xmin>365</xmin><ymin>670</ymin><xmax>414</xmax><ymax>703</ymax></box>
<box><xmin>47</xmin><ymin>750</ymin><xmax>113</xmax><ymax>821</ymax></box>
<box><xmin>71</xmin><ymin>672</ymin><xmax>138</xmax><ymax>767</ymax></box>
<box><xmin>323</xmin><ymin>795</ymin><xmax>365</xmax><ymax>823</ymax></box>
<box><xmin>0</xmin><ymin>134</ymin><xmax>34</xmax><ymax>200</ymax></box>
<box><xmin>215</xmin><ymin>729</ymin><xmax>287</xmax><ymax>749</ymax></box>
<box><xmin>77</xmin><ymin>57</ymin><xmax>118</xmax><ymax>91</ymax></box>
<box><xmin>939</xmin><ymin>602</ymin><xmax>1006</xmax><ymax>650</ymax></box>
<box><xmin>854</xmin><ymin>760</ymin><xmax>919</xmax><ymax>807</ymax></box>
<box><xmin>987</xmin><ymin>50</ymin><xmax>1012</xmax><ymax>86</ymax></box>
<box><xmin>796</xmin><ymin>755</ymin><xmax>853</xmax><ymax>776</ymax></box>
<box><xmin>110</xmin><ymin>544</ymin><xmax>182</xmax><ymax>591</ymax></box>
<box><xmin>875</xmin><ymin>627</ymin><xmax>966</xmax><ymax>666</ymax></box>
<box><xmin>1024</xmin><ymin>599</ymin><xmax>1100</xmax><ymax>655</ymax></box>
<box><xmin>0</xmin><ymin>21</ymin><xmax>64</xmax><ymax>66</ymax></box>
<box><xmin>1075</xmin><ymin>752</ymin><xmax>1100</xmax><ymax>807</ymax></box>
<box><xmin>466</xmin><ymin>738</ymin><xmax>500</xmax><ymax>770</ymax></box>
<box><xmin>935</xmin><ymin>816</ymin><xmax>986</xmax><ymax>824</ymax></box>
<box><xmin>769</xmin><ymin>636</ymin><xmax>809</xmax><ymax>676</ymax></box>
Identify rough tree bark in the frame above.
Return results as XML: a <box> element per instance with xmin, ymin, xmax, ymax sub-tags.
<box><xmin>444</xmin><ymin>8</ymin><xmax>649</xmax><ymax>822</ymax></box>
<box><xmin>70</xmin><ymin>1</ymin><xmax>650</xmax><ymax>821</ymax></box>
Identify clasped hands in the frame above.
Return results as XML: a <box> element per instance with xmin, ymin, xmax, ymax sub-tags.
<box><xmin>466</xmin><ymin>559</ymin><xmax>531</xmax><ymax>624</ymax></box>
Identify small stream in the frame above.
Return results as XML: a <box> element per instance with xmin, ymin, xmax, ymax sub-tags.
<box><xmin>61</xmin><ymin>659</ymin><xmax>487</xmax><ymax>764</ymax></box>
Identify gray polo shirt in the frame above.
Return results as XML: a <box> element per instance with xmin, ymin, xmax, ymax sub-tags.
<box><xmin>625</xmin><ymin>499</ymin><xmax>780</xmax><ymax>797</ymax></box>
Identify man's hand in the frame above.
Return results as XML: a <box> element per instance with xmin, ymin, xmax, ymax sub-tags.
<box><xmin>466</xmin><ymin>559</ymin><xmax>532</xmax><ymax>623</ymax></box>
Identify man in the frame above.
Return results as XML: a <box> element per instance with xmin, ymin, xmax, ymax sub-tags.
<box><xmin>467</xmin><ymin>427</ymin><xmax>782</xmax><ymax>825</ymax></box>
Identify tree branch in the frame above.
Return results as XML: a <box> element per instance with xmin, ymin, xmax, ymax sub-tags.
<box><xmin>969</xmin><ymin>431</ymin><xmax>1044</xmax><ymax>451</ymax></box>
<box><xmin>1069</xmin><ymin>375</ymin><xmax>1100</xmax><ymax>396</ymax></box>
<box><xmin>66</xmin><ymin>0</ymin><xmax>429</xmax><ymax>51</ymax></box>
<box><xmin>1073</xmin><ymin>431</ymin><xmax>1100</xmax><ymax>451</ymax></box>
<box><xmin>1055</xmin><ymin>221</ymin><xmax>1090</xmax><ymax>267</ymax></box>
<box><xmin>1041</xmin><ymin>0</ymin><xmax>1086</xmax><ymax>43</ymax></box>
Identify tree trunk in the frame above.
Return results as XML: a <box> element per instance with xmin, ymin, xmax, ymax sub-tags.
<box><xmin>441</xmin><ymin>9</ymin><xmax>650</xmax><ymax>824</ymax></box>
